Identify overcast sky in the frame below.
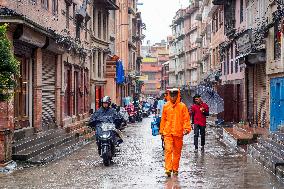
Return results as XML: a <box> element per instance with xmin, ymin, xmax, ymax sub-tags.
<box><xmin>138</xmin><ymin>0</ymin><xmax>189</xmax><ymax>45</ymax></box>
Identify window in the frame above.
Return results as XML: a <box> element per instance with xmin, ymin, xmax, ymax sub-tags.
<box><xmin>66</xmin><ymin>3</ymin><xmax>70</xmax><ymax>28</ymax></box>
<box><xmin>98</xmin><ymin>52</ymin><xmax>101</xmax><ymax>78</ymax></box>
<box><xmin>246</xmin><ymin>2</ymin><xmax>253</xmax><ymax>28</ymax></box>
<box><xmin>76</xmin><ymin>23</ymin><xmax>80</xmax><ymax>40</ymax></box>
<box><xmin>274</xmin><ymin>22</ymin><xmax>281</xmax><ymax>60</ymax></box>
<box><xmin>93</xmin><ymin>52</ymin><xmax>96</xmax><ymax>74</ymax></box>
<box><xmin>85</xmin><ymin>18</ymin><xmax>88</xmax><ymax>40</ymax></box>
<box><xmin>30</xmin><ymin>0</ymin><xmax>37</xmax><ymax>5</ymax></box>
<box><xmin>64</xmin><ymin>65</ymin><xmax>71</xmax><ymax>116</ymax></box>
<box><xmin>93</xmin><ymin>7</ymin><xmax>96</xmax><ymax>35</ymax></box>
<box><xmin>235</xmin><ymin>44</ymin><xmax>239</xmax><ymax>73</ymax></box>
<box><xmin>226</xmin><ymin>50</ymin><xmax>229</xmax><ymax>75</ymax></box>
<box><xmin>103</xmin><ymin>13</ymin><xmax>107</xmax><ymax>41</ymax></box>
<box><xmin>98</xmin><ymin>11</ymin><xmax>102</xmax><ymax>39</ymax></box>
<box><xmin>73</xmin><ymin>3</ymin><xmax>77</xmax><ymax>24</ymax></box>
<box><xmin>219</xmin><ymin>8</ymin><xmax>224</xmax><ymax>27</ymax></box>
<box><xmin>14</xmin><ymin>57</ymin><xmax>29</xmax><ymax>121</ymax></box>
<box><xmin>240</xmin><ymin>0</ymin><xmax>244</xmax><ymax>23</ymax></box>
<box><xmin>73</xmin><ymin>71</ymin><xmax>79</xmax><ymax>115</ymax></box>
<box><xmin>41</xmin><ymin>0</ymin><xmax>48</xmax><ymax>10</ymax></box>
<box><xmin>52</xmin><ymin>0</ymin><xmax>58</xmax><ymax>15</ymax></box>
<box><xmin>84</xmin><ymin>69</ymin><xmax>89</xmax><ymax>113</ymax></box>
<box><xmin>231</xmin><ymin>45</ymin><xmax>234</xmax><ymax>74</ymax></box>
<box><xmin>223</xmin><ymin>56</ymin><xmax>227</xmax><ymax>75</ymax></box>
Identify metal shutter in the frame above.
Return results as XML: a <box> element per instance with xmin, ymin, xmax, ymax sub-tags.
<box><xmin>247</xmin><ymin>67</ymin><xmax>254</xmax><ymax>124</ymax></box>
<box><xmin>256</xmin><ymin>64</ymin><xmax>267</xmax><ymax>127</ymax></box>
<box><xmin>42</xmin><ymin>50</ymin><xmax>56</xmax><ymax>130</ymax></box>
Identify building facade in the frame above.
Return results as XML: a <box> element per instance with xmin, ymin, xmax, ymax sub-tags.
<box><xmin>0</xmin><ymin>0</ymin><xmax>144</xmax><ymax>163</ymax></box>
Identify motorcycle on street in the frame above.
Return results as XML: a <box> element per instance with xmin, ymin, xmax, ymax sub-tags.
<box><xmin>89</xmin><ymin>115</ymin><xmax>123</xmax><ymax>166</ymax></box>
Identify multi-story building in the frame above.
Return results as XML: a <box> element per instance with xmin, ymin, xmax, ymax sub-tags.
<box><xmin>115</xmin><ymin>0</ymin><xmax>144</xmax><ymax>103</ymax></box>
<box><xmin>184</xmin><ymin>1</ymin><xmax>200</xmax><ymax>87</ymax></box>
<box><xmin>212</xmin><ymin>0</ymin><xmax>278</xmax><ymax>128</ymax></box>
<box><xmin>161</xmin><ymin>61</ymin><xmax>170</xmax><ymax>91</ymax></box>
<box><xmin>0</xmin><ymin>0</ymin><xmax>121</xmax><ymax>163</ymax></box>
<box><xmin>141</xmin><ymin>41</ymin><xmax>169</xmax><ymax>96</ymax></box>
<box><xmin>169</xmin><ymin>9</ymin><xmax>186</xmax><ymax>88</ymax></box>
<box><xmin>141</xmin><ymin>57</ymin><xmax>161</xmax><ymax>96</ymax></box>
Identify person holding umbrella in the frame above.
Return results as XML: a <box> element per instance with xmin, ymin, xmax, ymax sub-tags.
<box><xmin>191</xmin><ymin>94</ymin><xmax>209</xmax><ymax>152</ymax></box>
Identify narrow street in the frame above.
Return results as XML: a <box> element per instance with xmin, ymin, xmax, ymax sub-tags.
<box><xmin>0</xmin><ymin>117</ymin><xmax>283</xmax><ymax>189</ymax></box>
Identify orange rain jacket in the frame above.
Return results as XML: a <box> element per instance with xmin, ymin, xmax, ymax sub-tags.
<box><xmin>159</xmin><ymin>90</ymin><xmax>191</xmax><ymax>137</ymax></box>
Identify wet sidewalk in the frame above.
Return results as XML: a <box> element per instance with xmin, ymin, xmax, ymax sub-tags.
<box><xmin>0</xmin><ymin>117</ymin><xmax>283</xmax><ymax>189</ymax></box>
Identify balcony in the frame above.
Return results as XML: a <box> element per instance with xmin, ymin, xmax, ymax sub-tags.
<box><xmin>97</xmin><ymin>0</ymin><xmax>119</xmax><ymax>10</ymax></box>
<box><xmin>186</xmin><ymin>0</ymin><xmax>199</xmax><ymax>15</ymax></box>
<box><xmin>212</xmin><ymin>0</ymin><xmax>228</xmax><ymax>5</ymax></box>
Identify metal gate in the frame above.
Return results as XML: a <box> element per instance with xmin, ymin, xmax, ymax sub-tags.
<box><xmin>270</xmin><ymin>77</ymin><xmax>284</xmax><ymax>131</ymax></box>
<box><xmin>42</xmin><ymin>50</ymin><xmax>56</xmax><ymax>130</ymax></box>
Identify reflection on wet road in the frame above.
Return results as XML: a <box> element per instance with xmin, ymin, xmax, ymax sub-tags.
<box><xmin>0</xmin><ymin>117</ymin><xmax>283</xmax><ymax>188</ymax></box>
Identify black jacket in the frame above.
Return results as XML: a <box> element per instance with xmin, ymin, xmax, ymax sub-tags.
<box><xmin>89</xmin><ymin>107</ymin><xmax>122</xmax><ymax>128</ymax></box>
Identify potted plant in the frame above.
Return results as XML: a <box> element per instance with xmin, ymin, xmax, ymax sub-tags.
<box><xmin>0</xmin><ymin>24</ymin><xmax>20</xmax><ymax>102</ymax></box>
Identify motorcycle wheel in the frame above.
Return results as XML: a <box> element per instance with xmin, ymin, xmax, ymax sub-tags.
<box><xmin>102</xmin><ymin>146</ymin><xmax>111</xmax><ymax>166</ymax></box>
<box><xmin>103</xmin><ymin>157</ymin><xmax>111</xmax><ymax>166</ymax></box>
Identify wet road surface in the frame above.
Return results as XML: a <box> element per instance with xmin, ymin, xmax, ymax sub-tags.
<box><xmin>0</xmin><ymin>117</ymin><xmax>283</xmax><ymax>189</ymax></box>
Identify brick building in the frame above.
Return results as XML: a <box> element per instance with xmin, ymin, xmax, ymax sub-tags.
<box><xmin>0</xmin><ymin>0</ymin><xmax>118</xmax><ymax>163</ymax></box>
<box><xmin>115</xmin><ymin>0</ymin><xmax>144</xmax><ymax>103</ymax></box>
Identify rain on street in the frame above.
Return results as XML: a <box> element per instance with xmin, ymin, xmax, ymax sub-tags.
<box><xmin>0</xmin><ymin>117</ymin><xmax>283</xmax><ymax>189</ymax></box>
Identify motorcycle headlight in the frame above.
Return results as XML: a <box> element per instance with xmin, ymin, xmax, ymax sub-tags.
<box><xmin>101</xmin><ymin>131</ymin><xmax>111</xmax><ymax>139</ymax></box>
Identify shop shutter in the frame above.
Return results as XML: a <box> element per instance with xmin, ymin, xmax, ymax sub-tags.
<box><xmin>256</xmin><ymin>64</ymin><xmax>267</xmax><ymax>127</ymax></box>
<box><xmin>42</xmin><ymin>50</ymin><xmax>56</xmax><ymax>130</ymax></box>
<box><xmin>247</xmin><ymin>67</ymin><xmax>254</xmax><ymax>123</ymax></box>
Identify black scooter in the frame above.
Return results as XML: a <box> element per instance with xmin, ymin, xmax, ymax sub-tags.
<box><xmin>89</xmin><ymin>117</ymin><xmax>123</xmax><ymax>166</ymax></box>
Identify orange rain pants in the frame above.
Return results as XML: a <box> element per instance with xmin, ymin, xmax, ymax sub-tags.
<box><xmin>164</xmin><ymin>135</ymin><xmax>183</xmax><ymax>172</ymax></box>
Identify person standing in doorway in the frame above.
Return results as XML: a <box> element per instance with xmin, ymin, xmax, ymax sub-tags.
<box><xmin>160</xmin><ymin>88</ymin><xmax>191</xmax><ymax>177</ymax></box>
<box><xmin>190</xmin><ymin>94</ymin><xmax>209</xmax><ymax>152</ymax></box>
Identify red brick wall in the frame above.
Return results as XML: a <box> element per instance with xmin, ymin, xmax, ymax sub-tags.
<box><xmin>33</xmin><ymin>48</ymin><xmax>43</xmax><ymax>132</ymax></box>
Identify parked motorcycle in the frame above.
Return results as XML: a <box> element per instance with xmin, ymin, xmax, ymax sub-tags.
<box><xmin>118</xmin><ymin>106</ymin><xmax>128</xmax><ymax>129</ymax></box>
<box><xmin>135</xmin><ymin>105</ymin><xmax>143</xmax><ymax>122</ymax></box>
<box><xmin>126</xmin><ymin>104</ymin><xmax>136</xmax><ymax>123</ymax></box>
<box><xmin>89</xmin><ymin>116</ymin><xmax>123</xmax><ymax>166</ymax></box>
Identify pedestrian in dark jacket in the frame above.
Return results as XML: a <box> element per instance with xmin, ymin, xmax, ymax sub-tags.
<box><xmin>190</xmin><ymin>94</ymin><xmax>209</xmax><ymax>152</ymax></box>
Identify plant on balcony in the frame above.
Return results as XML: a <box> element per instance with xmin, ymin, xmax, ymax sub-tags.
<box><xmin>0</xmin><ymin>24</ymin><xmax>20</xmax><ymax>102</ymax></box>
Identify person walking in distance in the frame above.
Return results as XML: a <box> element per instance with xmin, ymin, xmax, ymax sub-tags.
<box><xmin>191</xmin><ymin>94</ymin><xmax>209</xmax><ymax>152</ymax></box>
<box><xmin>159</xmin><ymin>88</ymin><xmax>191</xmax><ymax>177</ymax></box>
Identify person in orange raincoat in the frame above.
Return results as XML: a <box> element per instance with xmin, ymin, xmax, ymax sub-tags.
<box><xmin>159</xmin><ymin>88</ymin><xmax>191</xmax><ymax>177</ymax></box>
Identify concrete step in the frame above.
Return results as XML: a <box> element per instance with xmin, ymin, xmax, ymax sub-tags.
<box><xmin>12</xmin><ymin>129</ymin><xmax>65</xmax><ymax>154</ymax></box>
<box><xmin>27</xmin><ymin>137</ymin><xmax>88</xmax><ymax>165</ymax></box>
<box><xmin>223</xmin><ymin>127</ymin><xmax>253</xmax><ymax>147</ymax></box>
<box><xmin>12</xmin><ymin>132</ymin><xmax>76</xmax><ymax>161</ymax></box>
<box><xmin>249</xmin><ymin>143</ymin><xmax>284</xmax><ymax>173</ymax></box>
<box><xmin>258</xmin><ymin>138</ymin><xmax>284</xmax><ymax>159</ymax></box>
<box><xmin>270</xmin><ymin>132</ymin><xmax>284</xmax><ymax>146</ymax></box>
<box><xmin>276</xmin><ymin>166</ymin><xmax>284</xmax><ymax>183</ymax></box>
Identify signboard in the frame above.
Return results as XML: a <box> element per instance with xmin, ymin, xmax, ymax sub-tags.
<box><xmin>138</xmin><ymin>75</ymin><xmax>148</xmax><ymax>81</ymax></box>
<box><xmin>236</xmin><ymin>29</ymin><xmax>253</xmax><ymax>56</ymax></box>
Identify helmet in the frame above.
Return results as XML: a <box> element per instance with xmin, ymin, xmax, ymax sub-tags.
<box><xmin>102</xmin><ymin>96</ymin><xmax>111</xmax><ymax>105</ymax></box>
